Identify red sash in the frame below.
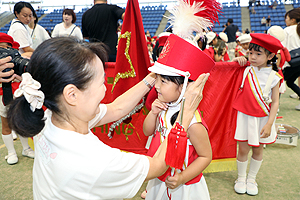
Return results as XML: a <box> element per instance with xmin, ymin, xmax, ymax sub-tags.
<box><xmin>233</xmin><ymin>68</ymin><xmax>270</xmax><ymax>117</ymax></box>
<box><xmin>238</xmin><ymin>50</ymin><xmax>246</xmax><ymax>57</ymax></box>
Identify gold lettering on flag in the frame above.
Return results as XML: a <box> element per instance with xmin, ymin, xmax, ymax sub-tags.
<box><xmin>112</xmin><ymin>31</ymin><xmax>136</xmax><ymax>92</ymax></box>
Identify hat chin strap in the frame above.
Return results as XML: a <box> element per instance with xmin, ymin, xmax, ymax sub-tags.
<box><xmin>167</xmin><ymin>72</ymin><xmax>190</xmax><ymax>107</ymax></box>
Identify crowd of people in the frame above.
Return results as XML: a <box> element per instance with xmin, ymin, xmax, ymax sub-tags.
<box><xmin>1</xmin><ymin>0</ymin><xmax>300</xmax><ymax>199</ymax></box>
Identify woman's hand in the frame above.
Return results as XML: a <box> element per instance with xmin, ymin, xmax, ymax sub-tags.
<box><xmin>184</xmin><ymin>73</ymin><xmax>209</xmax><ymax>112</ymax></box>
<box><xmin>179</xmin><ymin>73</ymin><xmax>209</xmax><ymax>129</ymax></box>
<box><xmin>165</xmin><ymin>170</ymin><xmax>184</xmax><ymax>189</ymax></box>
<box><xmin>151</xmin><ymin>99</ymin><xmax>168</xmax><ymax>115</ymax></box>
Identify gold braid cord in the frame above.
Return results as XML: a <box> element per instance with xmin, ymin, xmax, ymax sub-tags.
<box><xmin>111</xmin><ymin>31</ymin><xmax>136</xmax><ymax>92</ymax></box>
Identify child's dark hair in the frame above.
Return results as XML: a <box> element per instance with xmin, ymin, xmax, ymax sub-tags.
<box><xmin>156</xmin><ymin>46</ymin><xmax>164</xmax><ymax>57</ymax></box>
<box><xmin>159</xmin><ymin>75</ymin><xmax>193</xmax><ymax>125</ymax></box>
<box><xmin>197</xmin><ymin>35</ymin><xmax>207</xmax><ymax>51</ymax></box>
<box><xmin>7</xmin><ymin>37</ymin><xmax>109</xmax><ymax>137</ymax></box>
<box><xmin>249</xmin><ymin>43</ymin><xmax>278</xmax><ymax>71</ymax></box>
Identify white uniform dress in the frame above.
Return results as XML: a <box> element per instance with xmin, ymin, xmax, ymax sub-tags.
<box><xmin>33</xmin><ymin>104</ymin><xmax>149</xmax><ymax>200</ymax></box>
<box><xmin>145</xmin><ymin>104</ymin><xmax>210</xmax><ymax>200</ymax></box>
<box><xmin>51</xmin><ymin>22</ymin><xmax>83</xmax><ymax>40</ymax></box>
<box><xmin>234</xmin><ymin>66</ymin><xmax>281</xmax><ymax>146</ymax></box>
<box><xmin>28</xmin><ymin>24</ymin><xmax>50</xmax><ymax>49</ymax></box>
<box><xmin>7</xmin><ymin>19</ymin><xmax>33</xmax><ymax>54</ymax></box>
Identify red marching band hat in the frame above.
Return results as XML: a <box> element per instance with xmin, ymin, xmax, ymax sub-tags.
<box><xmin>250</xmin><ymin>33</ymin><xmax>283</xmax><ymax>54</ymax></box>
<box><xmin>149</xmin><ymin>34</ymin><xmax>215</xmax><ymax>81</ymax></box>
<box><xmin>250</xmin><ymin>33</ymin><xmax>291</xmax><ymax>61</ymax></box>
<box><xmin>0</xmin><ymin>32</ymin><xmax>20</xmax><ymax>49</ymax></box>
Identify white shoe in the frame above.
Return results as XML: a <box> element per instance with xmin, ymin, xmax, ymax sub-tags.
<box><xmin>246</xmin><ymin>179</ymin><xmax>258</xmax><ymax>195</ymax></box>
<box><xmin>12</xmin><ymin>131</ymin><xmax>18</xmax><ymax>140</ymax></box>
<box><xmin>290</xmin><ymin>93</ymin><xmax>299</xmax><ymax>99</ymax></box>
<box><xmin>234</xmin><ymin>178</ymin><xmax>246</xmax><ymax>194</ymax></box>
<box><xmin>22</xmin><ymin>147</ymin><xmax>34</xmax><ymax>159</ymax></box>
<box><xmin>5</xmin><ymin>153</ymin><xmax>18</xmax><ymax>165</ymax></box>
<box><xmin>296</xmin><ymin>104</ymin><xmax>300</xmax><ymax>111</ymax></box>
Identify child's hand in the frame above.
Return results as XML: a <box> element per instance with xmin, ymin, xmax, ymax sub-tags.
<box><xmin>232</xmin><ymin>56</ymin><xmax>247</xmax><ymax>66</ymax></box>
<box><xmin>165</xmin><ymin>170</ymin><xmax>183</xmax><ymax>189</ymax></box>
<box><xmin>260</xmin><ymin>124</ymin><xmax>272</xmax><ymax>138</ymax></box>
<box><xmin>151</xmin><ymin>99</ymin><xmax>168</xmax><ymax>115</ymax></box>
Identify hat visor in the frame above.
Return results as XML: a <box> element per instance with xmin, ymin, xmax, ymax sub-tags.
<box><xmin>149</xmin><ymin>62</ymin><xmax>184</xmax><ymax>77</ymax></box>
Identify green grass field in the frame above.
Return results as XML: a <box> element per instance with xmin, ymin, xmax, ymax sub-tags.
<box><xmin>1</xmin><ymin>86</ymin><xmax>299</xmax><ymax>200</ymax></box>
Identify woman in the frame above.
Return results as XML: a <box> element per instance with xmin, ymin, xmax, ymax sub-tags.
<box><xmin>28</xmin><ymin>10</ymin><xmax>50</xmax><ymax>50</ymax></box>
<box><xmin>7</xmin><ymin>37</ymin><xmax>209</xmax><ymax>199</ymax></box>
<box><xmin>282</xmin><ymin>8</ymin><xmax>300</xmax><ymax>110</ymax></box>
<box><xmin>51</xmin><ymin>8</ymin><xmax>83</xmax><ymax>40</ymax></box>
<box><xmin>8</xmin><ymin>1</ymin><xmax>35</xmax><ymax>54</ymax></box>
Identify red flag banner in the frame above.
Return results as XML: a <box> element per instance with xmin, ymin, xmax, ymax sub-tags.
<box><xmin>200</xmin><ymin>61</ymin><xmax>248</xmax><ymax>173</ymax></box>
<box><xmin>92</xmin><ymin>0</ymin><xmax>151</xmax><ymax>155</ymax></box>
<box><xmin>111</xmin><ymin>0</ymin><xmax>151</xmax><ymax>100</ymax></box>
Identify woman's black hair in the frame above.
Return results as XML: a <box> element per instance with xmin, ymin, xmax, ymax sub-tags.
<box><xmin>7</xmin><ymin>37</ymin><xmax>109</xmax><ymax>137</ymax></box>
<box><xmin>14</xmin><ymin>1</ymin><xmax>35</xmax><ymax>18</ymax></box>
<box><xmin>33</xmin><ymin>9</ymin><xmax>38</xmax><ymax>25</ymax></box>
<box><xmin>63</xmin><ymin>8</ymin><xmax>77</xmax><ymax>24</ymax></box>
<box><xmin>159</xmin><ymin>74</ymin><xmax>193</xmax><ymax>125</ymax></box>
<box><xmin>285</xmin><ymin>7</ymin><xmax>300</xmax><ymax>37</ymax></box>
<box><xmin>249</xmin><ymin>43</ymin><xmax>278</xmax><ymax>71</ymax></box>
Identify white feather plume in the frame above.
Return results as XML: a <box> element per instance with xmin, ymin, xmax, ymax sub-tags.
<box><xmin>167</xmin><ymin>0</ymin><xmax>214</xmax><ymax>41</ymax></box>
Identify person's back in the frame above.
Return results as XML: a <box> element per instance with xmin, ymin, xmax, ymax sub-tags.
<box><xmin>82</xmin><ymin>0</ymin><xmax>124</xmax><ymax>61</ymax></box>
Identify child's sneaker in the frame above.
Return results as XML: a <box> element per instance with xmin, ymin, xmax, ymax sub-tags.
<box><xmin>246</xmin><ymin>179</ymin><xmax>258</xmax><ymax>196</ymax></box>
<box><xmin>5</xmin><ymin>152</ymin><xmax>18</xmax><ymax>165</ymax></box>
<box><xmin>290</xmin><ymin>93</ymin><xmax>299</xmax><ymax>99</ymax></box>
<box><xmin>234</xmin><ymin>178</ymin><xmax>246</xmax><ymax>194</ymax></box>
<box><xmin>22</xmin><ymin>147</ymin><xmax>35</xmax><ymax>159</ymax></box>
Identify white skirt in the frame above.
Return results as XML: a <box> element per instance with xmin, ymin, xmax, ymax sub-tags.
<box><xmin>234</xmin><ymin>111</ymin><xmax>277</xmax><ymax>146</ymax></box>
<box><xmin>145</xmin><ymin>176</ymin><xmax>210</xmax><ymax>200</ymax></box>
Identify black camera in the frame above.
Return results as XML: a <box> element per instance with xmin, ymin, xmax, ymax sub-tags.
<box><xmin>0</xmin><ymin>47</ymin><xmax>29</xmax><ymax>105</ymax></box>
<box><xmin>0</xmin><ymin>47</ymin><xmax>29</xmax><ymax>76</ymax></box>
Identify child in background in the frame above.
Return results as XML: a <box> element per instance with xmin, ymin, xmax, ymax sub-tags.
<box><xmin>0</xmin><ymin>33</ymin><xmax>34</xmax><ymax>165</ymax></box>
<box><xmin>232</xmin><ymin>33</ymin><xmax>285</xmax><ymax>196</ymax></box>
<box><xmin>194</xmin><ymin>33</ymin><xmax>207</xmax><ymax>51</ymax></box>
<box><xmin>235</xmin><ymin>39</ymin><xmax>242</xmax><ymax>57</ymax></box>
<box><xmin>236</xmin><ymin>34</ymin><xmax>251</xmax><ymax>58</ymax></box>
<box><xmin>204</xmin><ymin>32</ymin><xmax>227</xmax><ymax>62</ymax></box>
<box><xmin>218</xmin><ymin>32</ymin><xmax>230</xmax><ymax>61</ymax></box>
<box><xmin>144</xmin><ymin>34</ymin><xmax>213</xmax><ymax>200</ymax></box>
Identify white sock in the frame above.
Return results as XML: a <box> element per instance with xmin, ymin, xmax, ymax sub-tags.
<box><xmin>2</xmin><ymin>134</ymin><xmax>16</xmax><ymax>155</ymax></box>
<box><xmin>19</xmin><ymin>135</ymin><xmax>30</xmax><ymax>150</ymax></box>
<box><xmin>237</xmin><ymin>159</ymin><xmax>248</xmax><ymax>181</ymax></box>
<box><xmin>248</xmin><ymin>157</ymin><xmax>263</xmax><ymax>181</ymax></box>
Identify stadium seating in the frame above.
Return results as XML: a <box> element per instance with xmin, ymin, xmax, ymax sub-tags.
<box><xmin>141</xmin><ymin>5</ymin><xmax>167</xmax><ymax>37</ymax></box>
<box><xmin>212</xmin><ymin>5</ymin><xmax>242</xmax><ymax>34</ymax></box>
<box><xmin>0</xmin><ymin>1</ymin><xmax>295</xmax><ymax>36</ymax></box>
<box><xmin>249</xmin><ymin>3</ymin><xmax>286</xmax><ymax>33</ymax></box>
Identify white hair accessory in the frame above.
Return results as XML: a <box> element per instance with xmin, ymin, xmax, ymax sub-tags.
<box><xmin>14</xmin><ymin>72</ymin><xmax>45</xmax><ymax>112</ymax></box>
